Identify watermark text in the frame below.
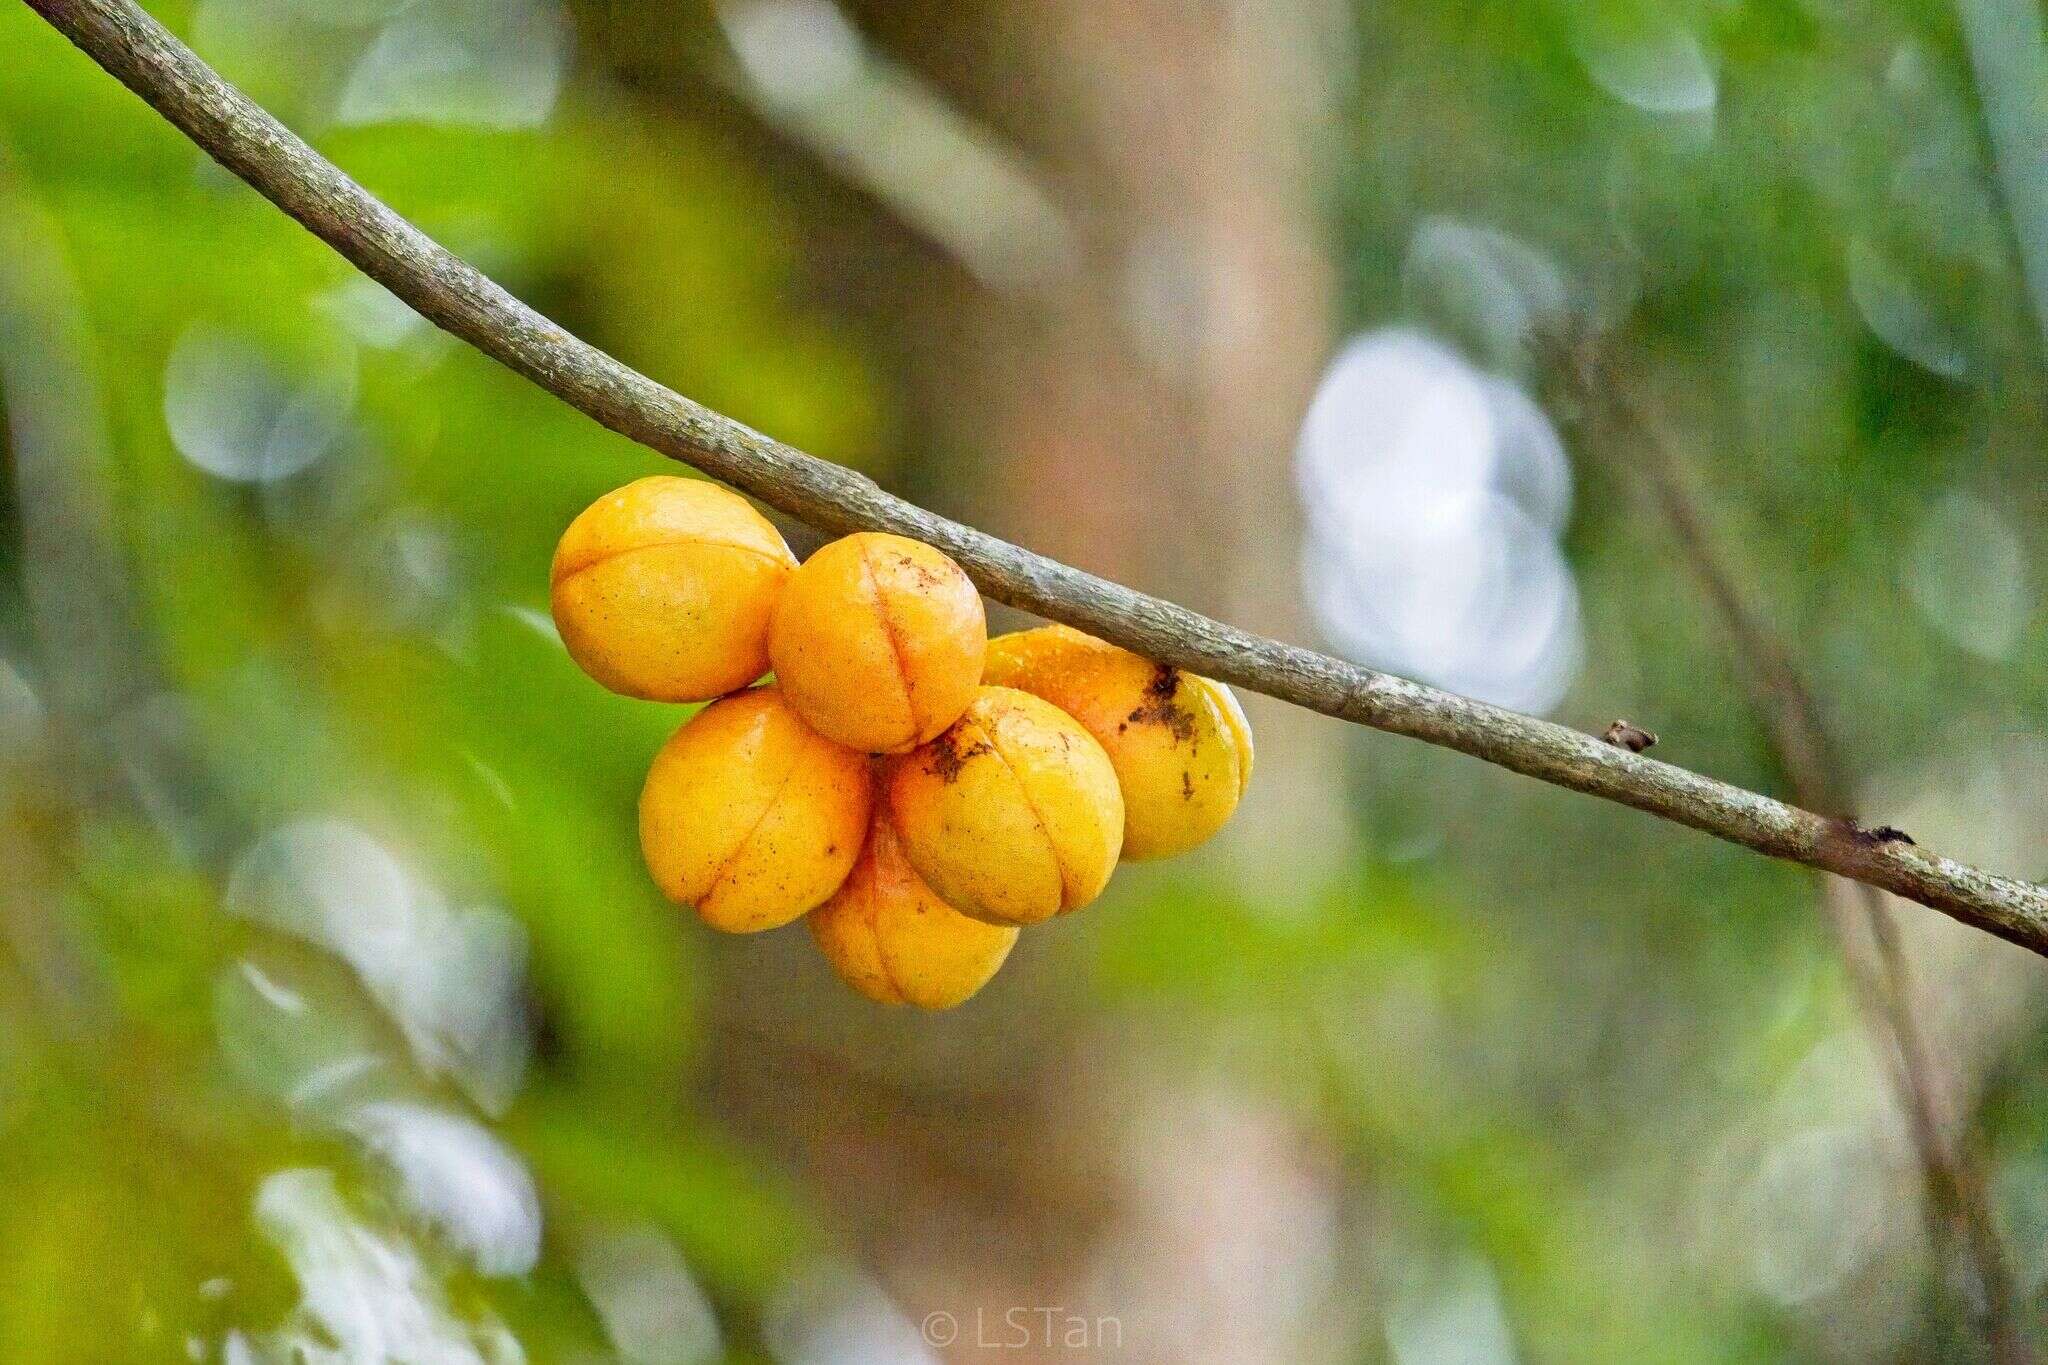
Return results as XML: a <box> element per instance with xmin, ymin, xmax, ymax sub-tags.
<box><xmin>920</xmin><ymin>1306</ymin><xmax>1123</xmax><ymax>1351</ymax></box>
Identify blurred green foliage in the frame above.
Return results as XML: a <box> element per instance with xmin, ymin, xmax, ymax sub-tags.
<box><xmin>1</xmin><ymin>0</ymin><xmax>2047</xmax><ymax>1362</ymax></box>
<box><xmin>0</xmin><ymin>0</ymin><xmax>880</xmax><ymax>1355</ymax></box>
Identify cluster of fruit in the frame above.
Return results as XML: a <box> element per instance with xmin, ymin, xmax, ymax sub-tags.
<box><xmin>550</xmin><ymin>476</ymin><xmax>1253</xmax><ymax>1008</ymax></box>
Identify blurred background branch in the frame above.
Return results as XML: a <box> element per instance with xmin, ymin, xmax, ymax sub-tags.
<box><xmin>1563</xmin><ymin>335</ymin><xmax>2026</xmax><ymax>1362</ymax></box>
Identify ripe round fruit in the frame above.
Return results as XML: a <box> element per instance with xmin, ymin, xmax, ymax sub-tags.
<box><xmin>768</xmin><ymin>533</ymin><xmax>986</xmax><ymax>754</ymax></box>
<box><xmin>639</xmin><ymin>689</ymin><xmax>870</xmax><ymax>933</ymax></box>
<box><xmin>886</xmin><ymin>686</ymin><xmax>1123</xmax><ymax>926</ymax></box>
<box><xmin>551</xmin><ymin>476</ymin><xmax>796</xmax><ymax>702</ymax></box>
<box><xmin>809</xmin><ymin>812</ymin><xmax>1019</xmax><ymax>1009</ymax></box>
<box><xmin>983</xmin><ymin>625</ymin><xmax>1254</xmax><ymax>860</ymax></box>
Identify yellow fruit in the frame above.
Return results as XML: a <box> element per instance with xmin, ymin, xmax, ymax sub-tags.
<box><xmin>639</xmin><ymin>689</ymin><xmax>870</xmax><ymax>933</ymax></box>
<box><xmin>885</xmin><ymin>686</ymin><xmax>1123</xmax><ymax>925</ymax></box>
<box><xmin>768</xmin><ymin>533</ymin><xmax>986</xmax><ymax>754</ymax></box>
<box><xmin>983</xmin><ymin>625</ymin><xmax>1253</xmax><ymax>860</ymax></box>
<box><xmin>551</xmin><ymin>476</ymin><xmax>796</xmax><ymax>701</ymax></box>
<box><xmin>809</xmin><ymin>812</ymin><xmax>1019</xmax><ymax>1009</ymax></box>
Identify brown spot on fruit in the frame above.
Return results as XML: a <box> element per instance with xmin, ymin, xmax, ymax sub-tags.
<box><xmin>887</xmin><ymin>687</ymin><xmax>1124</xmax><ymax>924</ymax></box>
<box><xmin>1126</xmin><ymin>697</ymin><xmax>1197</xmax><ymax>741</ymax></box>
<box><xmin>927</xmin><ymin>728</ymin><xmax>991</xmax><ymax>783</ymax></box>
<box><xmin>1119</xmin><ymin>665</ymin><xmax>1198</xmax><ymax>741</ymax></box>
<box><xmin>981</xmin><ymin>628</ymin><xmax>1251</xmax><ymax>861</ymax></box>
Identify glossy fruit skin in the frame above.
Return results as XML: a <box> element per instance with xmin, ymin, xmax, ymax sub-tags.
<box><xmin>639</xmin><ymin>689</ymin><xmax>870</xmax><ymax>933</ymax></box>
<box><xmin>551</xmin><ymin>476</ymin><xmax>796</xmax><ymax>702</ymax></box>
<box><xmin>768</xmin><ymin>533</ymin><xmax>986</xmax><ymax>754</ymax></box>
<box><xmin>885</xmin><ymin>686</ymin><xmax>1123</xmax><ymax>926</ymax></box>
<box><xmin>983</xmin><ymin>625</ymin><xmax>1253</xmax><ymax>860</ymax></box>
<box><xmin>809</xmin><ymin>812</ymin><xmax>1019</xmax><ymax>1008</ymax></box>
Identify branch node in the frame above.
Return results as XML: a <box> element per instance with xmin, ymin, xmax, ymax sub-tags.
<box><xmin>1602</xmin><ymin>719</ymin><xmax>1659</xmax><ymax>753</ymax></box>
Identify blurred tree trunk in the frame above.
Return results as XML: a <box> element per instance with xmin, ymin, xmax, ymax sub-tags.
<box><xmin>581</xmin><ymin>3</ymin><xmax>1357</xmax><ymax>1356</ymax></box>
<box><xmin>822</xmin><ymin>4</ymin><xmax>1358</xmax><ymax>1358</ymax></box>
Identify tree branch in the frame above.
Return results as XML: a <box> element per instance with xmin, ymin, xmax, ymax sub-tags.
<box><xmin>22</xmin><ymin>0</ymin><xmax>2048</xmax><ymax>958</ymax></box>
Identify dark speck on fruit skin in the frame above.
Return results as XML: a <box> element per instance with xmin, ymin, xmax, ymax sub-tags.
<box><xmin>892</xmin><ymin>552</ymin><xmax>946</xmax><ymax>591</ymax></box>
<box><xmin>929</xmin><ymin>728</ymin><xmax>992</xmax><ymax>782</ymax></box>
<box><xmin>1125</xmin><ymin>665</ymin><xmax>1197</xmax><ymax>741</ymax></box>
<box><xmin>1181</xmin><ymin>771</ymin><xmax>1194</xmax><ymax>801</ymax></box>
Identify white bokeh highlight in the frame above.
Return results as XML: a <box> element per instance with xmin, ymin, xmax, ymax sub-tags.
<box><xmin>347</xmin><ymin>1101</ymin><xmax>542</xmax><ymax>1278</ymax></box>
<box><xmin>764</xmin><ymin>1261</ymin><xmax>937</xmax><ymax>1365</ymax></box>
<box><xmin>245</xmin><ymin>1169</ymin><xmax>527</xmax><ymax>1364</ymax></box>
<box><xmin>1903</xmin><ymin>491</ymin><xmax>2030</xmax><ymax>659</ymax></box>
<box><xmin>1402</xmin><ymin>218</ymin><xmax>1569</xmax><ymax>374</ymax></box>
<box><xmin>337</xmin><ymin>0</ymin><xmax>570</xmax><ymax>130</ymax></box>
<box><xmin>1574</xmin><ymin>13</ymin><xmax>1717</xmax><ymax>116</ymax></box>
<box><xmin>225</xmin><ymin>817</ymin><xmax>532</xmax><ymax>1115</ymax></box>
<box><xmin>1296</xmin><ymin>330</ymin><xmax>1581</xmax><ymax>714</ymax></box>
<box><xmin>1386</xmin><ymin>1255</ymin><xmax>1519</xmax><ymax>1365</ymax></box>
<box><xmin>578</xmin><ymin>1225</ymin><xmax>724</xmax><ymax>1365</ymax></box>
<box><xmin>164</xmin><ymin>323</ymin><xmax>357</xmax><ymax>485</ymax></box>
<box><xmin>1847</xmin><ymin>238</ymin><xmax>1970</xmax><ymax>380</ymax></box>
<box><xmin>0</xmin><ymin>655</ymin><xmax>44</xmax><ymax>765</ymax></box>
